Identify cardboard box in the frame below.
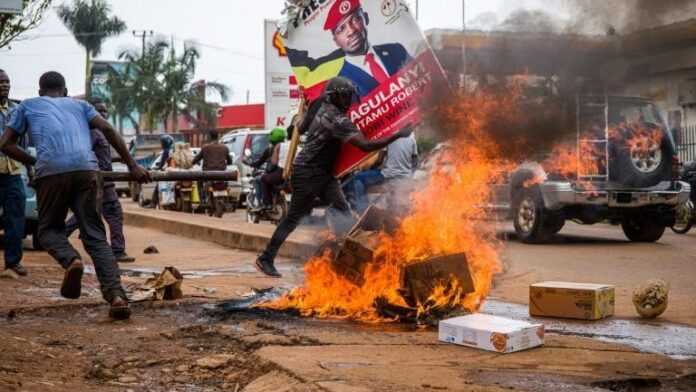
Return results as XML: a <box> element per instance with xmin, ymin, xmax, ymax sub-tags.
<box><xmin>439</xmin><ymin>314</ymin><xmax>544</xmax><ymax>353</ymax></box>
<box><xmin>530</xmin><ymin>282</ymin><xmax>615</xmax><ymax>320</ymax></box>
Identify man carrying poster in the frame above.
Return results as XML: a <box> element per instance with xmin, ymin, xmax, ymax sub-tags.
<box><xmin>254</xmin><ymin>77</ymin><xmax>412</xmax><ymax>278</ymax></box>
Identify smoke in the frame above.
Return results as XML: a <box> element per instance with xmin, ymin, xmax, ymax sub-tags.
<box><xmin>469</xmin><ymin>0</ymin><xmax>696</xmax><ymax>35</ymax></box>
<box><xmin>564</xmin><ymin>0</ymin><xmax>696</xmax><ymax>34</ymax></box>
<box><xmin>497</xmin><ymin>9</ymin><xmax>562</xmax><ymax>34</ymax></box>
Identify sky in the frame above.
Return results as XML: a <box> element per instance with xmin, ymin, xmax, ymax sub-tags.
<box><xmin>1</xmin><ymin>0</ymin><xmax>557</xmax><ymax>103</ymax></box>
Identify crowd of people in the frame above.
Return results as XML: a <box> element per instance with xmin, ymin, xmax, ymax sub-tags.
<box><xmin>0</xmin><ymin>67</ymin><xmax>417</xmax><ymax>320</ymax></box>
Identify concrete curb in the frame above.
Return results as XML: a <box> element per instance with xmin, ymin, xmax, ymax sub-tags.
<box><xmin>122</xmin><ymin>210</ymin><xmax>318</xmax><ymax>259</ymax></box>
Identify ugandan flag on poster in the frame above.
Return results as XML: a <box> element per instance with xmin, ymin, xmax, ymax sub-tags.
<box><xmin>286</xmin><ymin>48</ymin><xmax>345</xmax><ymax>101</ymax></box>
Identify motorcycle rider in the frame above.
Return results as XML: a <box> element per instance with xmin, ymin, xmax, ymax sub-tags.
<box><xmin>245</xmin><ymin>127</ymin><xmax>286</xmax><ymax>211</ymax></box>
<box><xmin>192</xmin><ymin>131</ymin><xmax>232</xmax><ymax>206</ymax></box>
<box><xmin>253</xmin><ymin>77</ymin><xmax>412</xmax><ymax>277</ymax></box>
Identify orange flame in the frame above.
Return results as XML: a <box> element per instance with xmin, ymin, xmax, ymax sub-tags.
<box><xmin>266</xmin><ymin>90</ymin><xmax>511</xmax><ymax>322</ymax></box>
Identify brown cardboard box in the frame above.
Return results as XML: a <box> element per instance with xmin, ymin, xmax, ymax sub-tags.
<box><xmin>530</xmin><ymin>282</ymin><xmax>615</xmax><ymax>320</ymax></box>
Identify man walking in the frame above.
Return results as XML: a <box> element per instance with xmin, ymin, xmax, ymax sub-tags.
<box><xmin>65</xmin><ymin>98</ymin><xmax>135</xmax><ymax>263</ymax></box>
<box><xmin>254</xmin><ymin>77</ymin><xmax>411</xmax><ymax>277</ymax></box>
<box><xmin>0</xmin><ymin>69</ymin><xmax>27</xmax><ymax>277</ymax></box>
<box><xmin>0</xmin><ymin>72</ymin><xmax>150</xmax><ymax>320</ymax></box>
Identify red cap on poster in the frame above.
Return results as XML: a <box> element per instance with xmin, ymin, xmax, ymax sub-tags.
<box><xmin>324</xmin><ymin>0</ymin><xmax>361</xmax><ymax>31</ymax></box>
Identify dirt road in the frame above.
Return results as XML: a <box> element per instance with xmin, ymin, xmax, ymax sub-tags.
<box><xmin>0</xmin><ymin>222</ymin><xmax>695</xmax><ymax>391</ymax></box>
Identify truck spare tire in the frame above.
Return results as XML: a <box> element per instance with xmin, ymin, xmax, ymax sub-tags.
<box><xmin>610</xmin><ymin>124</ymin><xmax>674</xmax><ymax>188</ymax></box>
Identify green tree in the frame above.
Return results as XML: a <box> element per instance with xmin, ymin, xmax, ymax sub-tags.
<box><xmin>105</xmin><ymin>65</ymin><xmax>140</xmax><ymax>134</ymax></box>
<box><xmin>0</xmin><ymin>0</ymin><xmax>52</xmax><ymax>49</ymax></box>
<box><xmin>57</xmin><ymin>0</ymin><xmax>126</xmax><ymax>97</ymax></box>
<box><xmin>117</xmin><ymin>39</ymin><xmax>229</xmax><ymax>133</ymax></box>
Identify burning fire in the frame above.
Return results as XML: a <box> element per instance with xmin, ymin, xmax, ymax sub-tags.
<box><xmin>525</xmin><ymin>121</ymin><xmax>665</xmax><ymax>189</ymax></box>
<box><xmin>265</xmin><ymin>90</ymin><xmax>511</xmax><ymax>322</ymax></box>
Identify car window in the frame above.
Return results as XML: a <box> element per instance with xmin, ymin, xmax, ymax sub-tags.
<box><xmin>226</xmin><ymin>136</ymin><xmax>244</xmax><ymax>159</ymax></box>
<box><xmin>250</xmin><ymin>134</ymin><xmax>270</xmax><ymax>159</ymax></box>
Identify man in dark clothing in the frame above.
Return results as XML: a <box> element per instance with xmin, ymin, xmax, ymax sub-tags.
<box><xmin>0</xmin><ymin>69</ymin><xmax>27</xmax><ymax>277</ymax></box>
<box><xmin>65</xmin><ymin>99</ymin><xmax>135</xmax><ymax>263</ymax></box>
<box><xmin>192</xmin><ymin>131</ymin><xmax>232</xmax><ymax>171</ymax></box>
<box><xmin>0</xmin><ymin>71</ymin><xmax>151</xmax><ymax>320</ymax></box>
<box><xmin>254</xmin><ymin>77</ymin><xmax>411</xmax><ymax>277</ymax></box>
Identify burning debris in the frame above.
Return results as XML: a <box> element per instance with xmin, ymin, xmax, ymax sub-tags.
<box><xmin>263</xmin><ymin>90</ymin><xmax>509</xmax><ymax>323</ymax></box>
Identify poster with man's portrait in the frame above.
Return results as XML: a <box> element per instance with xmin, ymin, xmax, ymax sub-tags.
<box><xmin>283</xmin><ymin>0</ymin><xmax>448</xmax><ymax>176</ymax></box>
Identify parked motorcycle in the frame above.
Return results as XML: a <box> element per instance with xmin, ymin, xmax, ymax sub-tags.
<box><xmin>174</xmin><ymin>180</ymin><xmax>195</xmax><ymax>213</ymax></box>
<box><xmin>246</xmin><ymin>169</ymin><xmax>288</xmax><ymax>225</ymax></box>
<box><xmin>671</xmin><ymin>161</ymin><xmax>696</xmax><ymax>234</ymax></box>
<box><xmin>204</xmin><ymin>181</ymin><xmax>237</xmax><ymax>218</ymax></box>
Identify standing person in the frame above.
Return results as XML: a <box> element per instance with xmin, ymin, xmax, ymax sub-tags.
<box><xmin>253</xmin><ymin>77</ymin><xmax>412</xmax><ymax>277</ymax></box>
<box><xmin>0</xmin><ymin>69</ymin><xmax>27</xmax><ymax>277</ymax></box>
<box><xmin>345</xmin><ymin>132</ymin><xmax>419</xmax><ymax>213</ymax></box>
<box><xmin>0</xmin><ymin>71</ymin><xmax>151</xmax><ymax>320</ymax></box>
<box><xmin>65</xmin><ymin>99</ymin><xmax>135</xmax><ymax>263</ymax></box>
<box><xmin>148</xmin><ymin>134</ymin><xmax>175</xmax><ymax>208</ymax></box>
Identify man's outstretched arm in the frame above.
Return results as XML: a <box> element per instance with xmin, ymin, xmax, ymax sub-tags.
<box><xmin>0</xmin><ymin>127</ymin><xmax>36</xmax><ymax>166</ymax></box>
<box><xmin>347</xmin><ymin>126</ymin><xmax>413</xmax><ymax>152</ymax></box>
<box><xmin>90</xmin><ymin>116</ymin><xmax>151</xmax><ymax>183</ymax></box>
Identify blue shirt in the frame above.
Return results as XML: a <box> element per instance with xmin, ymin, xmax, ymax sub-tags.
<box><xmin>8</xmin><ymin>97</ymin><xmax>99</xmax><ymax>178</ymax></box>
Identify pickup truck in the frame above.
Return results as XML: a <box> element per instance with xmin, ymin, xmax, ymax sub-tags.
<box><xmin>494</xmin><ymin>96</ymin><xmax>690</xmax><ymax>243</ymax></box>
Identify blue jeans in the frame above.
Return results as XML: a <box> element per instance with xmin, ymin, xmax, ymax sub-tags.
<box><xmin>0</xmin><ymin>174</ymin><xmax>26</xmax><ymax>268</ymax></box>
<box><xmin>343</xmin><ymin>169</ymin><xmax>385</xmax><ymax>214</ymax></box>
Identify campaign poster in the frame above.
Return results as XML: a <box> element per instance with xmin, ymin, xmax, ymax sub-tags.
<box><xmin>264</xmin><ymin>19</ymin><xmax>302</xmax><ymax>129</ymax></box>
<box><xmin>283</xmin><ymin>0</ymin><xmax>448</xmax><ymax>176</ymax></box>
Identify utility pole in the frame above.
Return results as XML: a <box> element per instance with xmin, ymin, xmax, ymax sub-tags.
<box><xmin>132</xmin><ymin>30</ymin><xmax>154</xmax><ymax>57</ymax></box>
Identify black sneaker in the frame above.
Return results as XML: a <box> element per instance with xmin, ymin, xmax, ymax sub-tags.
<box><xmin>114</xmin><ymin>253</ymin><xmax>136</xmax><ymax>263</ymax></box>
<box><xmin>109</xmin><ymin>297</ymin><xmax>131</xmax><ymax>320</ymax></box>
<box><xmin>254</xmin><ymin>257</ymin><xmax>282</xmax><ymax>278</ymax></box>
<box><xmin>7</xmin><ymin>265</ymin><xmax>28</xmax><ymax>277</ymax></box>
<box><xmin>60</xmin><ymin>259</ymin><xmax>84</xmax><ymax>299</ymax></box>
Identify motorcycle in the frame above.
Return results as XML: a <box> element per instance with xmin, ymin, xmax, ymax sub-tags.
<box><xmin>672</xmin><ymin>161</ymin><xmax>696</xmax><ymax>234</ymax></box>
<box><xmin>174</xmin><ymin>180</ymin><xmax>195</xmax><ymax>213</ymax></box>
<box><xmin>246</xmin><ymin>168</ymin><xmax>289</xmax><ymax>225</ymax></box>
<box><xmin>204</xmin><ymin>181</ymin><xmax>237</xmax><ymax>218</ymax></box>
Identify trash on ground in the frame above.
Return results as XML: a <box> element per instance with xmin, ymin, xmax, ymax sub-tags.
<box><xmin>143</xmin><ymin>245</ymin><xmax>160</xmax><ymax>254</ymax></box>
<box><xmin>633</xmin><ymin>279</ymin><xmax>669</xmax><ymax>319</ymax></box>
<box><xmin>439</xmin><ymin>313</ymin><xmax>544</xmax><ymax>353</ymax></box>
<box><xmin>530</xmin><ymin>281</ymin><xmax>614</xmax><ymax>320</ymax></box>
<box><xmin>218</xmin><ymin>287</ymin><xmax>289</xmax><ymax>312</ymax></box>
<box><xmin>127</xmin><ymin>266</ymin><xmax>184</xmax><ymax>302</ymax></box>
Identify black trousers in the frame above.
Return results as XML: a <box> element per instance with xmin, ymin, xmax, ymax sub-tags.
<box><xmin>260</xmin><ymin>166</ymin><xmax>352</xmax><ymax>263</ymax></box>
<box><xmin>36</xmin><ymin>171</ymin><xmax>125</xmax><ymax>302</ymax></box>
<box><xmin>66</xmin><ymin>197</ymin><xmax>126</xmax><ymax>255</ymax></box>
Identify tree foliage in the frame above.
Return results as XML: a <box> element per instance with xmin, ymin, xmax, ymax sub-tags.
<box><xmin>56</xmin><ymin>0</ymin><xmax>126</xmax><ymax>58</ymax></box>
<box><xmin>114</xmin><ymin>39</ymin><xmax>230</xmax><ymax>133</ymax></box>
<box><xmin>0</xmin><ymin>0</ymin><xmax>52</xmax><ymax>49</ymax></box>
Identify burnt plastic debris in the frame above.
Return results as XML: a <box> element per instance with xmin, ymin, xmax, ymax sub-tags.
<box><xmin>218</xmin><ymin>287</ymin><xmax>289</xmax><ymax>312</ymax></box>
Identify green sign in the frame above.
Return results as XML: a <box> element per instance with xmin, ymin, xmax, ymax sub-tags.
<box><xmin>0</xmin><ymin>0</ymin><xmax>22</xmax><ymax>15</ymax></box>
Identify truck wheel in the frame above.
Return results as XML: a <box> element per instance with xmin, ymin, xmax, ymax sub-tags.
<box><xmin>621</xmin><ymin>216</ymin><xmax>666</xmax><ymax>242</ymax></box>
<box><xmin>513</xmin><ymin>186</ymin><xmax>563</xmax><ymax>244</ymax></box>
<box><xmin>671</xmin><ymin>201</ymin><xmax>693</xmax><ymax>234</ymax></box>
<box><xmin>610</xmin><ymin>126</ymin><xmax>672</xmax><ymax>188</ymax></box>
